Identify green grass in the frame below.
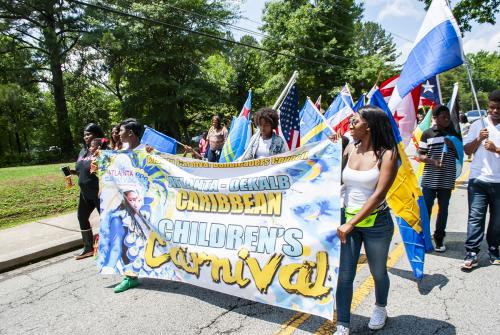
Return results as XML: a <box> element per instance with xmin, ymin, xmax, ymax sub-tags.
<box><xmin>0</xmin><ymin>163</ymin><xmax>79</xmax><ymax>230</ymax></box>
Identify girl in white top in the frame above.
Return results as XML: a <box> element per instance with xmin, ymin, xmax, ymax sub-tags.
<box><xmin>241</xmin><ymin>107</ymin><xmax>288</xmax><ymax>161</ymax></box>
<box><xmin>332</xmin><ymin>105</ymin><xmax>398</xmax><ymax>335</ymax></box>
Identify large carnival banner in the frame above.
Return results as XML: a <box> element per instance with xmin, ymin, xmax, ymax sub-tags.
<box><xmin>96</xmin><ymin>141</ymin><xmax>341</xmax><ymax>320</ymax></box>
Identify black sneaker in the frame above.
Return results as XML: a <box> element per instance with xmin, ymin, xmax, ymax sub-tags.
<box><xmin>488</xmin><ymin>247</ymin><xmax>500</xmax><ymax>265</ymax></box>
<box><xmin>461</xmin><ymin>252</ymin><xmax>478</xmax><ymax>270</ymax></box>
<box><xmin>433</xmin><ymin>236</ymin><xmax>446</xmax><ymax>252</ymax></box>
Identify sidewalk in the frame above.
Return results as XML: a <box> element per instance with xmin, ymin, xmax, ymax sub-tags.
<box><xmin>0</xmin><ymin>211</ymin><xmax>99</xmax><ymax>272</ymax></box>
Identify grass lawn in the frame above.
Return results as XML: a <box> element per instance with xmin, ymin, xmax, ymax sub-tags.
<box><xmin>0</xmin><ymin>163</ymin><xmax>79</xmax><ymax>230</ymax></box>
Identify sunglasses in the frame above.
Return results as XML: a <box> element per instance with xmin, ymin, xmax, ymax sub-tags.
<box><xmin>349</xmin><ymin>116</ymin><xmax>364</xmax><ymax>126</ymax></box>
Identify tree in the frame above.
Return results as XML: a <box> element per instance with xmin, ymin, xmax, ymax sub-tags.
<box><xmin>346</xmin><ymin>21</ymin><xmax>399</xmax><ymax>94</ymax></box>
<box><xmin>228</xmin><ymin>35</ymin><xmax>265</xmax><ymax>109</ymax></box>
<box><xmin>438</xmin><ymin>51</ymin><xmax>499</xmax><ymax>111</ymax></box>
<box><xmin>0</xmin><ymin>36</ymin><xmax>42</xmax><ymax>156</ymax></box>
<box><xmin>0</xmin><ymin>0</ymin><xmax>88</xmax><ymax>155</ymax></box>
<box><xmin>354</xmin><ymin>22</ymin><xmax>399</xmax><ymax>64</ymax></box>
<box><xmin>81</xmin><ymin>0</ymin><xmax>236</xmax><ymax>142</ymax></box>
<box><xmin>419</xmin><ymin>0</ymin><xmax>500</xmax><ymax>32</ymax></box>
<box><xmin>260</xmin><ymin>0</ymin><xmax>363</xmax><ymax>104</ymax></box>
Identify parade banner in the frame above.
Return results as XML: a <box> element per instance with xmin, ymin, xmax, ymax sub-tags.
<box><xmin>96</xmin><ymin>141</ymin><xmax>341</xmax><ymax>320</ymax></box>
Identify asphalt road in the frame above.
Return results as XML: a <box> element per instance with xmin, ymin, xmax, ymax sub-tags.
<box><xmin>1</xmin><ymin>171</ymin><xmax>499</xmax><ymax>335</ymax></box>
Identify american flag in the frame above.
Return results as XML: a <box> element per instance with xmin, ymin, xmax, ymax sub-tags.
<box><xmin>277</xmin><ymin>84</ymin><xmax>300</xmax><ymax>150</ymax></box>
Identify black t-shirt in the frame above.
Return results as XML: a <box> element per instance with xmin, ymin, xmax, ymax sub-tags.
<box><xmin>75</xmin><ymin>148</ymin><xmax>99</xmax><ymax>198</ymax></box>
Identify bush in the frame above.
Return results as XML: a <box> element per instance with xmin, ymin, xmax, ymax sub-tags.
<box><xmin>0</xmin><ymin>149</ymin><xmax>75</xmax><ymax>167</ymax></box>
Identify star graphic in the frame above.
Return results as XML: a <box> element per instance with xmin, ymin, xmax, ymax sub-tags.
<box><xmin>393</xmin><ymin>111</ymin><xmax>405</xmax><ymax>127</ymax></box>
<box><xmin>422</xmin><ymin>80</ymin><xmax>434</xmax><ymax>93</ymax></box>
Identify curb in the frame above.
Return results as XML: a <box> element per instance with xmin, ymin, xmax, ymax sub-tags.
<box><xmin>0</xmin><ymin>236</ymin><xmax>83</xmax><ymax>273</ymax></box>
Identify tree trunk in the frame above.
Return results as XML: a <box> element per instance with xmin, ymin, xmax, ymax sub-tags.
<box><xmin>7</xmin><ymin>131</ymin><xmax>14</xmax><ymax>154</ymax></box>
<box><xmin>42</xmin><ymin>6</ymin><xmax>74</xmax><ymax>156</ymax></box>
<box><xmin>15</xmin><ymin>130</ymin><xmax>22</xmax><ymax>154</ymax></box>
<box><xmin>23</xmin><ymin>132</ymin><xmax>30</xmax><ymax>152</ymax></box>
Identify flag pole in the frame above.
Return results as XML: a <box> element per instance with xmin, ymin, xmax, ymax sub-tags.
<box><xmin>463</xmin><ymin>56</ymin><xmax>486</xmax><ymax>127</ymax></box>
<box><xmin>273</xmin><ymin>70</ymin><xmax>299</xmax><ymax>110</ymax></box>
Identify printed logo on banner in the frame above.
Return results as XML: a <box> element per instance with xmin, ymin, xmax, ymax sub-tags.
<box><xmin>96</xmin><ymin>141</ymin><xmax>341</xmax><ymax>320</ymax></box>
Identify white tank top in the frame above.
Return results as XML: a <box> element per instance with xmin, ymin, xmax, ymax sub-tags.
<box><xmin>342</xmin><ymin>148</ymin><xmax>381</xmax><ymax>209</ymax></box>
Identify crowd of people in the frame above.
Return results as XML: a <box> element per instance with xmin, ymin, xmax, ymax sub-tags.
<box><xmin>68</xmin><ymin>89</ymin><xmax>499</xmax><ymax>335</ymax></box>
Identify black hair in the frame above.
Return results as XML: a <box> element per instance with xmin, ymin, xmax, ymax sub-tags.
<box><xmin>84</xmin><ymin>123</ymin><xmax>104</xmax><ymax>138</ymax></box>
<box><xmin>120</xmin><ymin>118</ymin><xmax>142</xmax><ymax>137</ymax></box>
<box><xmin>358</xmin><ymin>105</ymin><xmax>397</xmax><ymax>159</ymax></box>
<box><xmin>459</xmin><ymin>113</ymin><xmax>468</xmax><ymax>123</ymax></box>
<box><xmin>253</xmin><ymin>107</ymin><xmax>279</xmax><ymax>129</ymax></box>
<box><xmin>488</xmin><ymin>89</ymin><xmax>500</xmax><ymax>102</ymax></box>
<box><xmin>90</xmin><ymin>137</ymin><xmax>108</xmax><ymax>150</ymax></box>
<box><xmin>432</xmin><ymin>104</ymin><xmax>450</xmax><ymax>117</ymax></box>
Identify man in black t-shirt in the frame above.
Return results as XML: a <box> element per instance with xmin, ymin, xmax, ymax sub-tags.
<box><xmin>418</xmin><ymin>105</ymin><xmax>460</xmax><ymax>252</ymax></box>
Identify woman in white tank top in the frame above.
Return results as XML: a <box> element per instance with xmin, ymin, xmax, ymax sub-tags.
<box><xmin>332</xmin><ymin>106</ymin><xmax>398</xmax><ymax>335</ymax></box>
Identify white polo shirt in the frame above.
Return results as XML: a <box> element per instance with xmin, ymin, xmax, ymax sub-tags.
<box><xmin>463</xmin><ymin>117</ymin><xmax>500</xmax><ymax>182</ymax></box>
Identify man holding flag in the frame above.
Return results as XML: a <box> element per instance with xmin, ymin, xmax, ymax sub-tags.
<box><xmin>462</xmin><ymin>89</ymin><xmax>500</xmax><ymax>269</ymax></box>
<box><xmin>418</xmin><ymin>104</ymin><xmax>461</xmax><ymax>252</ymax></box>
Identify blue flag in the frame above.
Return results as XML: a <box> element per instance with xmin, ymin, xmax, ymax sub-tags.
<box><xmin>370</xmin><ymin>89</ymin><xmax>432</xmax><ymax>279</ymax></box>
<box><xmin>140</xmin><ymin>127</ymin><xmax>177</xmax><ymax>154</ymax></box>
<box><xmin>220</xmin><ymin>91</ymin><xmax>252</xmax><ymax>162</ymax></box>
<box><xmin>352</xmin><ymin>94</ymin><xmax>365</xmax><ymax>113</ymax></box>
<box><xmin>299</xmin><ymin>98</ymin><xmax>332</xmax><ymax>146</ymax></box>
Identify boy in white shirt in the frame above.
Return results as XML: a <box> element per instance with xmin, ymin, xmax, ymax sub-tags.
<box><xmin>461</xmin><ymin>89</ymin><xmax>500</xmax><ymax>270</ymax></box>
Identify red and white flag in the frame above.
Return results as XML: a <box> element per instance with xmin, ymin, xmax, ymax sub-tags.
<box><xmin>380</xmin><ymin>75</ymin><xmax>421</xmax><ymax>146</ymax></box>
<box><xmin>324</xmin><ymin>84</ymin><xmax>354</xmax><ymax>136</ymax></box>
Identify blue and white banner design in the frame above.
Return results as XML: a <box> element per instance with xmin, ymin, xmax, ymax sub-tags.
<box><xmin>96</xmin><ymin>141</ymin><xmax>342</xmax><ymax>320</ymax></box>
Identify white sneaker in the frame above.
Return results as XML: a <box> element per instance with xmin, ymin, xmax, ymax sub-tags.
<box><xmin>368</xmin><ymin>305</ymin><xmax>387</xmax><ymax>330</ymax></box>
<box><xmin>333</xmin><ymin>324</ymin><xmax>350</xmax><ymax>335</ymax></box>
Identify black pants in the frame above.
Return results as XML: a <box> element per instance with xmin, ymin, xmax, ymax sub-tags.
<box><xmin>77</xmin><ymin>192</ymin><xmax>100</xmax><ymax>231</ymax></box>
<box><xmin>207</xmin><ymin>149</ymin><xmax>221</xmax><ymax>162</ymax></box>
<box><xmin>422</xmin><ymin>187</ymin><xmax>452</xmax><ymax>241</ymax></box>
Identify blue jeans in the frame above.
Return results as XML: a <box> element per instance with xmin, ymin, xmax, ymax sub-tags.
<box><xmin>422</xmin><ymin>187</ymin><xmax>452</xmax><ymax>241</ymax></box>
<box><xmin>336</xmin><ymin>208</ymin><xmax>394</xmax><ymax>327</ymax></box>
<box><xmin>465</xmin><ymin>179</ymin><xmax>500</xmax><ymax>253</ymax></box>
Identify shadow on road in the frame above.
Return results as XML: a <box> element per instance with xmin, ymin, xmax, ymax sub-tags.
<box><xmin>427</xmin><ymin>232</ymin><xmax>493</xmax><ymax>267</ymax></box>
<box><xmin>350</xmin><ymin>314</ymin><xmax>456</xmax><ymax>334</ymax></box>
<box><xmin>389</xmin><ymin>267</ymin><xmax>449</xmax><ymax>295</ymax></box>
<box><xmin>107</xmin><ymin>276</ymin><xmax>295</xmax><ymax>326</ymax></box>
<box><xmin>300</xmin><ymin>314</ymin><xmax>456</xmax><ymax>335</ymax></box>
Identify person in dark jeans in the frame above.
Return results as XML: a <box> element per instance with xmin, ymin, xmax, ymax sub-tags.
<box><xmin>332</xmin><ymin>106</ymin><xmax>398</xmax><ymax>335</ymax></box>
<box><xmin>462</xmin><ymin>89</ymin><xmax>500</xmax><ymax>270</ymax></box>
<box><xmin>418</xmin><ymin>105</ymin><xmax>461</xmax><ymax>252</ymax></box>
<box><xmin>71</xmin><ymin>123</ymin><xmax>106</xmax><ymax>260</ymax></box>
